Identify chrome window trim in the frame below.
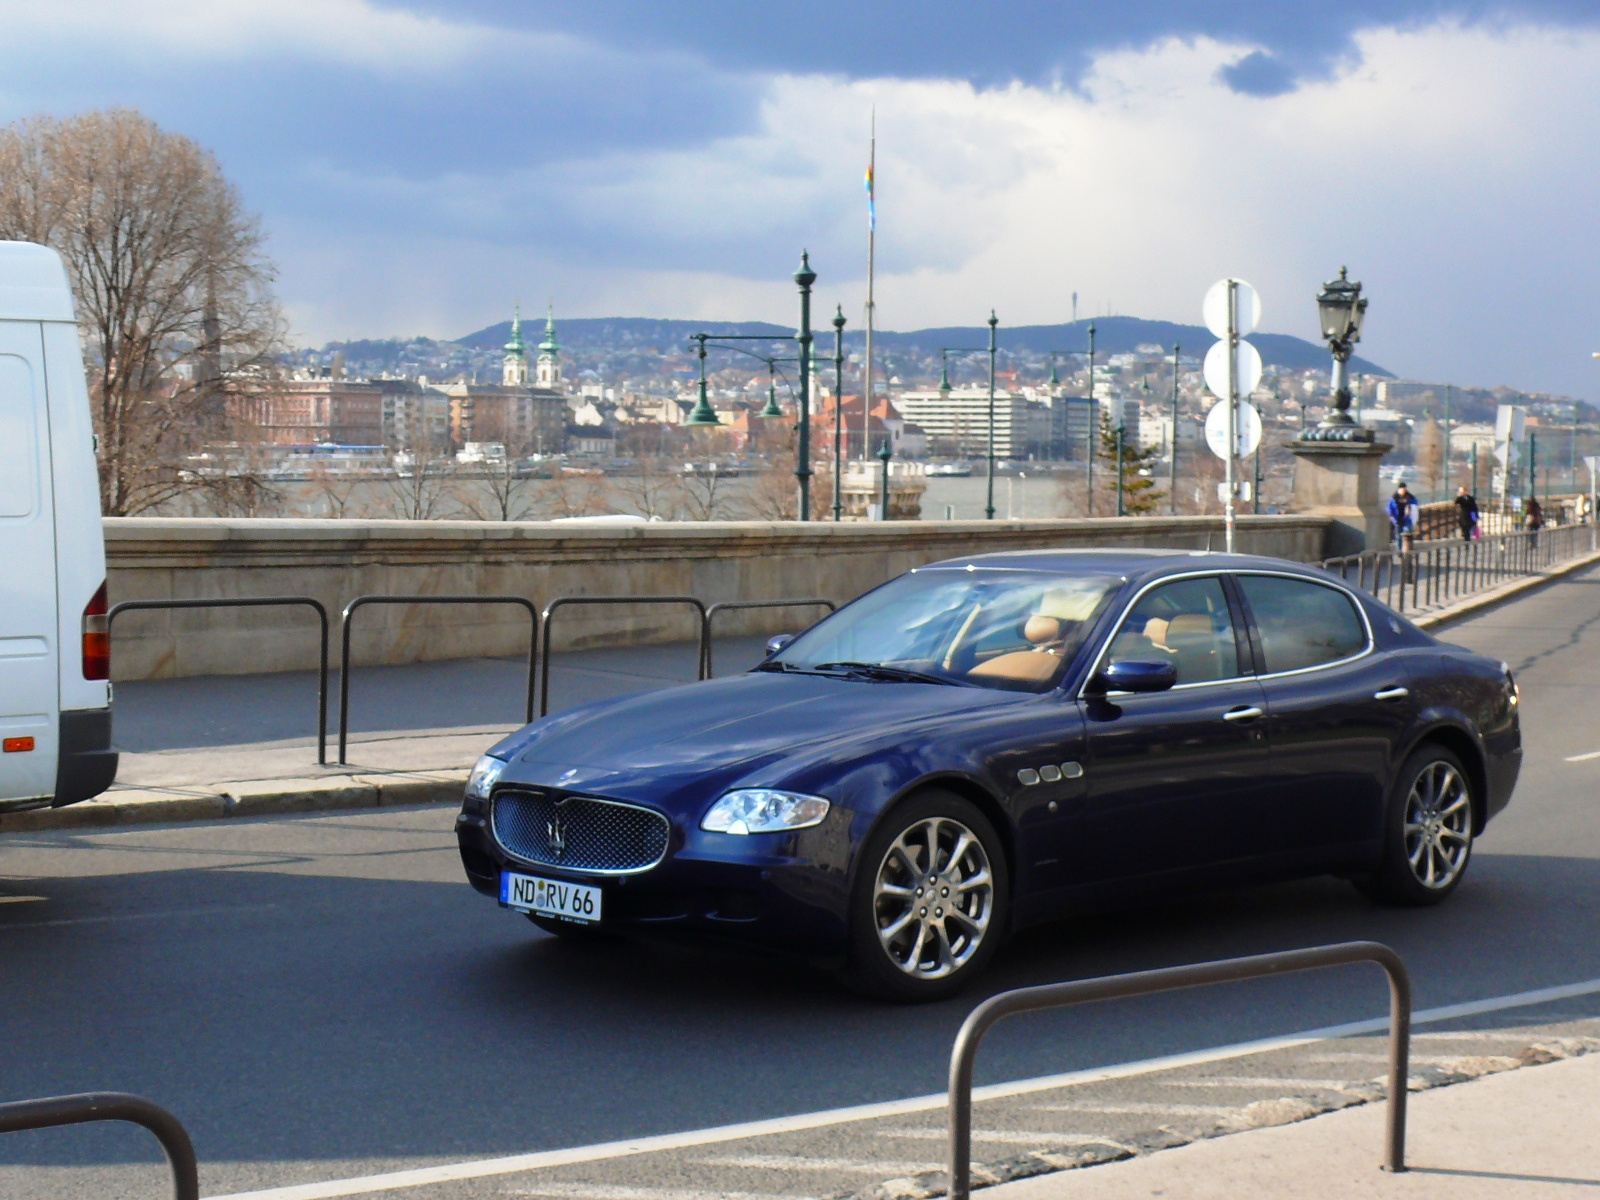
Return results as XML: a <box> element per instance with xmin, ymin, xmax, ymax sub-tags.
<box><xmin>1229</xmin><ymin>569</ymin><xmax>1375</xmax><ymax>681</ymax></box>
<box><xmin>490</xmin><ymin>787</ymin><xmax>671</xmax><ymax>877</ymax></box>
<box><xmin>1076</xmin><ymin>569</ymin><xmax>1252</xmax><ymax>700</ymax></box>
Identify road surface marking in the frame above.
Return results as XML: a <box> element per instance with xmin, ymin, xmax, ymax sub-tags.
<box><xmin>0</xmin><ymin>903</ymin><xmax>276</xmax><ymax>931</ymax></box>
<box><xmin>505</xmin><ymin>1186</ymin><xmax>807</xmax><ymax>1200</ymax></box>
<box><xmin>1158</xmin><ymin>1088</ymin><xmax>1356</xmax><ymax>1094</ymax></box>
<box><xmin>878</xmin><ymin>1129</ymin><xmax>1104</xmax><ymax>1145</ymax></box>
<box><xmin>696</xmin><ymin>1156</ymin><xmax>939</xmax><ymax>1174</ymax></box>
<box><xmin>1564</xmin><ymin>750</ymin><xmax>1600</xmax><ymax>762</ymax></box>
<box><xmin>0</xmin><ymin>895</ymin><xmax>47</xmax><ymax>904</ymax></box>
<box><xmin>1304</xmin><ymin>1052</ymin><xmax>1512</xmax><ymax>1064</ymax></box>
<box><xmin>205</xmin><ymin>971</ymin><xmax>1600</xmax><ymax>1200</ymax></box>
<box><xmin>1034</xmin><ymin>1101</ymin><xmax>1233</xmax><ymax>1117</ymax></box>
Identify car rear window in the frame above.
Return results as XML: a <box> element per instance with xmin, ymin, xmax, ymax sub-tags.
<box><xmin>1236</xmin><ymin>574</ymin><xmax>1367</xmax><ymax>674</ymax></box>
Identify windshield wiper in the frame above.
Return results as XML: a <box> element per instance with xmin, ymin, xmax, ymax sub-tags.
<box><xmin>810</xmin><ymin>661</ymin><xmax>963</xmax><ymax>686</ymax></box>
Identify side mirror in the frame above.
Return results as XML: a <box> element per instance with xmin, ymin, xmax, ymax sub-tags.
<box><xmin>764</xmin><ymin>633</ymin><xmax>796</xmax><ymax>658</ymax></box>
<box><xmin>1093</xmin><ymin>659</ymin><xmax>1177</xmax><ymax>694</ymax></box>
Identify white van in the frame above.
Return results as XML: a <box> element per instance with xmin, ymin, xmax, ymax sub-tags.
<box><xmin>0</xmin><ymin>241</ymin><xmax>116</xmax><ymax>813</ymax></box>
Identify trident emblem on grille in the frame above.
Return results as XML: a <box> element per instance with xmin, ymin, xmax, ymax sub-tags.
<box><xmin>546</xmin><ymin>814</ymin><xmax>568</xmax><ymax>858</ymax></box>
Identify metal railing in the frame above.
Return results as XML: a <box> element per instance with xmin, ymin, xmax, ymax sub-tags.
<box><xmin>0</xmin><ymin>1091</ymin><xmax>198</xmax><ymax>1200</ymax></box>
<box><xmin>339</xmin><ymin>596</ymin><xmax>538</xmax><ymax>764</ymax></box>
<box><xmin>701</xmin><ymin>598</ymin><xmax>835</xmax><ymax>677</ymax></box>
<box><xmin>538</xmin><ymin>595</ymin><xmax>708</xmax><ymax>717</ymax></box>
<box><xmin>108</xmin><ymin>597</ymin><xmax>330</xmax><ymax>764</ymax></box>
<box><xmin>947</xmin><ymin>941</ymin><xmax>1412</xmax><ymax>1200</ymax></box>
<box><xmin>1322</xmin><ymin>523</ymin><xmax>1596</xmax><ymax>617</ymax></box>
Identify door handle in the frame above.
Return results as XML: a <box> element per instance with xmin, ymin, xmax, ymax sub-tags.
<box><xmin>1374</xmin><ymin>687</ymin><xmax>1410</xmax><ymax>702</ymax></box>
<box><xmin>1222</xmin><ymin>706</ymin><xmax>1263</xmax><ymax>722</ymax></box>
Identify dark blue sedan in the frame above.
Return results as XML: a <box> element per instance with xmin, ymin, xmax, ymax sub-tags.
<box><xmin>455</xmin><ymin>549</ymin><xmax>1521</xmax><ymax>1000</ymax></box>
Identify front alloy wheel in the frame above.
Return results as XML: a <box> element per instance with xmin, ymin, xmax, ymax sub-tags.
<box><xmin>1358</xmin><ymin>745</ymin><xmax>1475</xmax><ymax>906</ymax></box>
<box><xmin>846</xmin><ymin>791</ymin><xmax>1008</xmax><ymax>1001</ymax></box>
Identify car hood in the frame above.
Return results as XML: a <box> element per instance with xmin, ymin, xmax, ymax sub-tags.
<box><xmin>496</xmin><ymin>671</ymin><xmax>1017</xmax><ymax>805</ymax></box>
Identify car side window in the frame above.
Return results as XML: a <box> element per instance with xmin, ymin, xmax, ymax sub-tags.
<box><xmin>1106</xmin><ymin>577</ymin><xmax>1241</xmax><ymax>685</ymax></box>
<box><xmin>1236</xmin><ymin>575</ymin><xmax>1367</xmax><ymax>674</ymax></box>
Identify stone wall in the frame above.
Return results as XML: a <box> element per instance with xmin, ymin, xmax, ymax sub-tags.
<box><xmin>104</xmin><ymin>515</ymin><xmax>1336</xmax><ymax>680</ymax></box>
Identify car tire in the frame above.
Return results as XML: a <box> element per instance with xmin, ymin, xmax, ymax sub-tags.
<box><xmin>842</xmin><ymin>789</ymin><xmax>1009</xmax><ymax>1003</ymax></box>
<box><xmin>1356</xmin><ymin>744</ymin><xmax>1476</xmax><ymax>906</ymax></box>
<box><xmin>527</xmin><ymin>913</ymin><xmax>621</xmax><ymax>943</ymax></box>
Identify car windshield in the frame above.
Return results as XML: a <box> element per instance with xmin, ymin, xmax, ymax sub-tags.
<box><xmin>770</xmin><ymin>568</ymin><xmax>1120</xmax><ymax>693</ymax></box>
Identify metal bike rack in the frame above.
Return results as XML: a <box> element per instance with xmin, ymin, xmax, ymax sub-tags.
<box><xmin>538</xmin><ymin>595</ymin><xmax>708</xmax><ymax>717</ymax></box>
<box><xmin>701</xmin><ymin>597</ymin><xmax>836</xmax><ymax>677</ymax></box>
<box><xmin>0</xmin><ymin>1091</ymin><xmax>198</xmax><ymax>1200</ymax></box>
<box><xmin>339</xmin><ymin>595</ymin><xmax>538</xmax><ymax>764</ymax></box>
<box><xmin>108</xmin><ymin>597</ymin><xmax>330</xmax><ymax>765</ymax></box>
<box><xmin>947</xmin><ymin>940</ymin><xmax>1412</xmax><ymax>1200</ymax></box>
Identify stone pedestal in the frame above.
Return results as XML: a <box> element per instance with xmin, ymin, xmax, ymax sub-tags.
<box><xmin>1289</xmin><ymin>438</ymin><xmax>1392</xmax><ymax>555</ymax></box>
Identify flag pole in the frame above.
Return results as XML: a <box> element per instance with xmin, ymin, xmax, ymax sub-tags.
<box><xmin>864</xmin><ymin>108</ymin><xmax>876</xmax><ymax>469</ymax></box>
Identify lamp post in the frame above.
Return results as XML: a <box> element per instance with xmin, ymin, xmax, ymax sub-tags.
<box><xmin>877</xmin><ymin>437</ymin><xmax>892</xmax><ymax>521</ymax></box>
<box><xmin>1115</xmin><ymin>398</ymin><xmax>1126</xmax><ymax>517</ymax></box>
<box><xmin>987</xmin><ymin>311</ymin><xmax>998</xmax><ymax>520</ymax></box>
<box><xmin>833</xmin><ymin>305</ymin><xmax>847</xmax><ymax>521</ymax></box>
<box><xmin>685</xmin><ymin>334</ymin><xmax>722</xmax><ymax>427</ymax></box>
<box><xmin>1299</xmin><ymin>267</ymin><xmax>1371</xmax><ymax>443</ymax></box>
<box><xmin>1086</xmin><ymin>322</ymin><xmax>1097</xmax><ymax>514</ymax></box>
<box><xmin>939</xmin><ymin>316</ymin><xmax>1001</xmax><ymax>520</ymax></box>
<box><xmin>1169</xmin><ymin>344</ymin><xmax>1180</xmax><ymax>516</ymax></box>
<box><xmin>794</xmin><ymin>252</ymin><xmax>816</xmax><ymax>520</ymax></box>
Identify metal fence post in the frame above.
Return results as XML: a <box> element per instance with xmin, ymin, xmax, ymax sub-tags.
<box><xmin>946</xmin><ymin>940</ymin><xmax>1411</xmax><ymax>1200</ymax></box>
<box><xmin>0</xmin><ymin>1092</ymin><xmax>198</xmax><ymax>1200</ymax></box>
<box><xmin>702</xmin><ymin>598</ymin><xmax>836</xmax><ymax>676</ymax></box>
<box><xmin>108</xmin><ymin>597</ymin><xmax>330</xmax><ymax>765</ymax></box>
<box><xmin>538</xmin><ymin>596</ymin><xmax>709</xmax><ymax>718</ymax></box>
<box><xmin>339</xmin><ymin>596</ymin><xmax>538</xmax><ymax>765</ymax></box>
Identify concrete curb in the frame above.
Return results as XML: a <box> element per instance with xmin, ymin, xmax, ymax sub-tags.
<box><xmin>1</xmin><ymin>770</ymin><xmax>468</xmax><ymax>833</ymax></box>
<box><xmin>1413</xmin><ymin>544</ymin><xmax>1600</xmax><ymax>630</ymax></box>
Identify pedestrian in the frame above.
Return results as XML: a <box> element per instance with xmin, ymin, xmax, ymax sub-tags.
<box><xmin>1453</xmin><ymin>485</ymin><xmax>1479</xmax><ymax>541</ymax></box>
<box><xmin>1387</xmin><ymin>481</ymin><xmax>1419</xmax><ymax>552</ymax></box>
<box><xmin>1525</xmin><ymin>495</ymin><xmax>1544</xmax><ymax>548</ymax></box>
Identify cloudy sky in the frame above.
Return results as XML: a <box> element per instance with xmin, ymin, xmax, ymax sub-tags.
<box><xmin>6</xmin><ymin>2</ymin><xmax>1600</xmax><ymax>394</ymax></box>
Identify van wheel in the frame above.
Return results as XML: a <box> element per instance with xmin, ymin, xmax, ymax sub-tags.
<box><xmin>1356</xmin><ymin>746</ymin><xmax>1475</xmax><ymax>906</ymax></box>
<box><xmin>843</xmin><ymin>790</ymin><xmax>1009</xmax><ymax>1002</ymax></box>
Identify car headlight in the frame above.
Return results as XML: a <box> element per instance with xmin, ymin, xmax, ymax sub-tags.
<box><xmin>465</xmin><ymin>754</ymin><xmax>508</xmax><ymax>802</ymax></box>
<box><xmin>701</xmin><ymin>789</ymin><xmax>830</xmax><ymax>835</ymax></box>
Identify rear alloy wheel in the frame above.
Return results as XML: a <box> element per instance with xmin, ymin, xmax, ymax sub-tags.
<box><xmin>1358</xmin><ymin>746</ymin><xmax>1475</xmax><ymax>906</ymax></box>
<box><xmin>845</xmin><ymin>791</ymin><xmax>1008</xmax><ymax>1002</ymax></box>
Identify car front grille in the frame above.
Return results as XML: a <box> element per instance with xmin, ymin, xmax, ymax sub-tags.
<box><xmin>491</xmin><ymin>789</ymin><xmax>671</xmax><ymax>874</ymax></box>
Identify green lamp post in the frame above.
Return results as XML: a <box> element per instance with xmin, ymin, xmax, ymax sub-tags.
<box><xmin>760</xmin><ymin>359</ymin><xmax>783</xmax><ymax>418</ymax></box>
<box><xmin>877</xmin><ymin>437</ymin><xmax>892</xmax><ymax>522</ymax></box>
<box><xmin>685</xmin><ymin>333</ymin><xmax>721</xmax><ymax>427</ymax></box>
<box><xmin>794</xmin><ymin>251</ymin><xmax>816</xmax><ymax>520</ymax></box>
<box><xmin>833</xmin><ymin>305</ymin><xmax>847</xmax><ymax>521</ymax></box>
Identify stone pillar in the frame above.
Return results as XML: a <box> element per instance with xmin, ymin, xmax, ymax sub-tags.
<box><xmin>1289</xmin><ymin>438</ymin><xmax>1393</xmax><ymax>555</ymax></box>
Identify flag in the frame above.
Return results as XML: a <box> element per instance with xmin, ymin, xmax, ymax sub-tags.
<box><xmin>864</xmin><ymin>160</ymin><xmax>875</xmax><ymax>232</ymax></box>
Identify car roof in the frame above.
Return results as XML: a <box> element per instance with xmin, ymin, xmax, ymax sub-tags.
<box><xmin>915</xmin><ymin>547</ymin><xmax>1330</xmax><ymax>584</ymax></box>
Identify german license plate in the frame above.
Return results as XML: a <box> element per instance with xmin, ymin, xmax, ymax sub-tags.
<box><xmin>500</xmin><ymin>870</ymin><xmax>602</xmax><ymax>924</ymax></box>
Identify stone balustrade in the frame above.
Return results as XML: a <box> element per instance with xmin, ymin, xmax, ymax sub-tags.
<box><xmin>104</xmin><ymin>515</ymin><xmax>1336</xmax><ymax>680</ymax></box>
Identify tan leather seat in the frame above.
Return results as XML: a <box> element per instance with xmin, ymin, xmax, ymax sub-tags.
<box><xmin>1023</xmin><ymin>615</ymin><xmax>1063</xmax><ymax>645</ymax></box>
<box><xmin>969</xmin><ymin>651</ymin><xmax>1063</xmax><ymax>682</ymax></box>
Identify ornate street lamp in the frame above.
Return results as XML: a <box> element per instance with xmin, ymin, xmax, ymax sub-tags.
<box><xmin>877</xmin><ymin>437</ymin><xmax>893</xmax><ymax>522</ymax></box>
<box><xmin>1300</xmin><ymin>266</ymin><xmax>1371</xmax><ymax>442</ymax></box>
<box><xmin>760</xmin><ymin>360</ymin><xmax>784</xmax><ymax>418</ymax></box>
<box><xmin>795</xmin><ymin>251</ymin><xmax>817</xmax><ymax>519</ymax></box>
<box><xmin>684</xmin><ymin>333</ymin><xmax>722</xmax><ymax>427</ymax></box>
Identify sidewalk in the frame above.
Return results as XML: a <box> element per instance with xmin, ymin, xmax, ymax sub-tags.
<box><xmin>984</xmin><ymin>1047</ymin><xmax>1600</xmax><ymax>1199</ymax></box>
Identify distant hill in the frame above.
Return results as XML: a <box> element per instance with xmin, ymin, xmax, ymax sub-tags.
<box><xmin>456</xmin><ymin>314</ymin><xmax>1391</xmax><ymax>376</ymax></box>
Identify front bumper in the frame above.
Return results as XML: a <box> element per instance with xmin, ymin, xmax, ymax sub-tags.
<box><xmin>455</xmin><ymin>801</ymin><xmax>853</xmax><ymax>959</ymax></box>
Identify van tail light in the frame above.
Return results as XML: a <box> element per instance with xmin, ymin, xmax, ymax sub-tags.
<box><xmin>82</xmin><ymin>581</ymin><xmax>109</xmax><ymax>680</ymax></box>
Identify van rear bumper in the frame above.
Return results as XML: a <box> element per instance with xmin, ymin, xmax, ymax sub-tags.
<box><xmin>54</xmin><ymin>708</ymin><xmax>118</xmax><ymax>807</ymax></box>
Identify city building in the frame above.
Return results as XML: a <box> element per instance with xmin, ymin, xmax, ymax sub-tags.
<box><xmin>376</xmin><ymin>378</ymin><xmax>450</xmax><ymax>451</ymax></box>
<box><xmin>445</xmin><ymin>308</ymin><xmax>567</xmax><ymax>454</ymax></box>
<box><xmin>228</xmin><ymin>378</ymin><xmax>384</xmax><ymax>446</ymax></box>
<box><xmin>895</xmin><ymin>385</ymin><xmax>1049</xmax><ymax>460</ymax></box>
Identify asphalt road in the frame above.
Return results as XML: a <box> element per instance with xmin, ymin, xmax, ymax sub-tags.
<box><xmin>4</xmin><ymin>567</ymin><xmax>1600</xmax><ymax>1197</ymax></box>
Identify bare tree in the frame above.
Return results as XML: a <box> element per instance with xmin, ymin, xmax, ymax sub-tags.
<box><xmin>459</xmin><ymin>453</ymin><xmax>536</xmax><ymax>522</ymax></box>
<box><xmin>542</xmin><ymin>469</ymin><xmax>608</xmax><ymax>519</ymax></box>
<box><xmin>385</xmin><ymin>447</ymin><xmax>454</xmax><ymax>520</ymax></box>
<box><xmin>678</xmin><ymin>463</ymin><xmax>731</xmax><ymax>521</ymax></box>
<box><xmin>609</xmin><ymin>455</ymin><xmax>682</xmax><ymax>519</ymax></box>
<box><xmin>308</xmin><ymin>461</ymin><xmax>359</xmax><ymax>519</ymax></box>
<box><xmin>0</xmin><ymin>109</ymin><xmax>282</xmax><ymax>515</ymax></box>
<box><xmin>740</xmin><ymin>465</ymin><xmax>800</xmax><ymax>520</ymax></box>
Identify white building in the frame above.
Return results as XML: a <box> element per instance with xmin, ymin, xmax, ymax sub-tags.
<box><xmin>896</xmin><ymin>387</ymin><xmax>1049</xmax><ymax>460</ymax></box>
